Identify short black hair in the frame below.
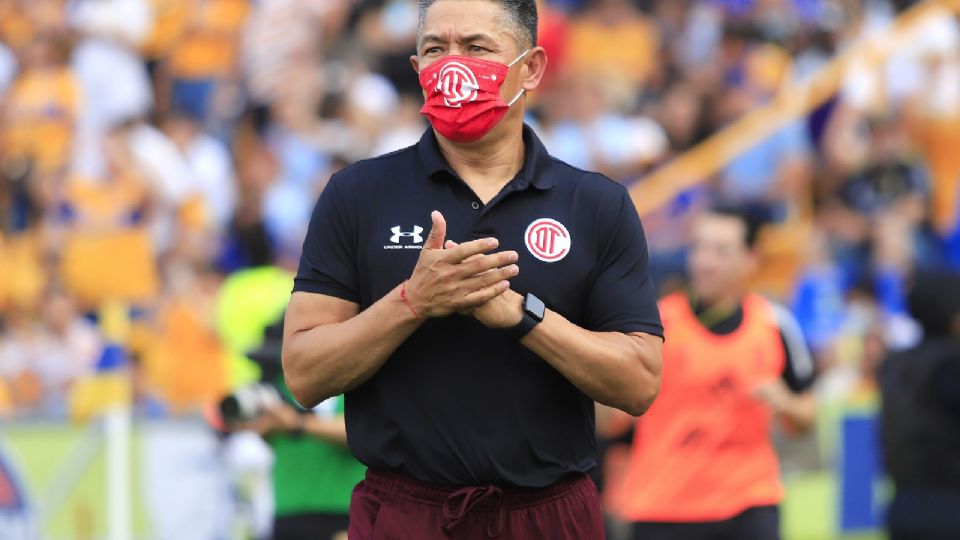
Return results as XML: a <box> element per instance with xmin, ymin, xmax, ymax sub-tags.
<box><xmin>706</xmin><ymin>203</ymin><xmax>768</xmax><ymax>249</ymax></box>
<box><xmin>908</xmin><ymin>271</ymin><xmax>960</xmax><ymax>338</ymax></box>
<box><xmin>417</xmin><ymin>0</ymin><xmax>538</xmax><ymax>49</ymax></box>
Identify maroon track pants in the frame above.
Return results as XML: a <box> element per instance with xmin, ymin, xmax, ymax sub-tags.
<box><xmin>348</xmin><ymin>469</ymin><xmax>605</xmax><ymax>539</ymax></box>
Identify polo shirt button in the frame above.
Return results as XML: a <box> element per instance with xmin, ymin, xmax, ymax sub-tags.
<box><xmin>471</xmin><ymin>202</ymin><xmax>480</xmax><ymax>210</ymax></box>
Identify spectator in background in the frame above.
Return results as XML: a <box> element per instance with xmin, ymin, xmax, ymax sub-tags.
<box><xmin>563</xmin><ymin>0</ymin><xmax>660</xmax><ymax>111</ymax></box>
<box><xmin>238</xmin><ymin>317</ymin><xmax>365</xmax><ymax>540</ymax></box>
<box><xmin>604</xmin><ymin>206</ymin><xmax>814</xmax><ymax>540</ymax></box>
<box><xmin>167</xmin><ymin>0</ymin><xmax>250</xmax><ymax>128</ymax></box>
<box><xmin>880</xmin><ymin>271</ymin><xmax>960</xmax><ymax>540</ymax></box>
<box><xmin>535</xmin><ymin>73</ymin><xmax>668</xmax><ymax>180</ymax></box>
<box><xmin>716</xmin><ymin>41</ymin><xmax>813</xmax><ymax>219</ymax></box>
<box><xmin>1</xmin><ymin>33</ymin><xmax>80</xmax><ymax>177</ymax></box>
<box><xmin>69</xmin><ymin>0</ymin><xmax>154</xmax><ymax>178</ymax></box>
<box><xmin>0</xmin><ymin>287</ymin><xmax>101</xmax><ymax>417</ymax></box>
<box><xmin>58</xmin><ymin>130</ymin><xmax>160</xmax><ymax>310</ymax></box>
<box><xmin>163</xmin><ymin>111</ymin><xmax>237</xmax><ymax>235</ymax></box>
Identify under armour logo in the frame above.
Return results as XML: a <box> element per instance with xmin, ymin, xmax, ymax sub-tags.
<box><xmin>390</xmin><ymin>226</ymin><xmax>424</xmax><ymax>244</ymax></box>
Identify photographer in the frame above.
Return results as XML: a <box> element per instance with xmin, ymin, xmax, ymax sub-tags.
<box><xmin>224</xmin><ymin>318</ymin><xmax>365</xmax><ymax>540</ymax></box>
<box><xmin>879</xmin><ymin>272</ymin><xmax>960</xmax><ymax>540</ymax></box>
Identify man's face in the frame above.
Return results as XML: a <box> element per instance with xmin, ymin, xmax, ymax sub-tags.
<box><xmin>688</xmin><ymin>214</ymin><xmax>755</xmax><ymax>302</ymax></box>
<box><xmin>413</xmin><ymin>0</ymin><xmax>527</xmax><ymax>112</ymax></box>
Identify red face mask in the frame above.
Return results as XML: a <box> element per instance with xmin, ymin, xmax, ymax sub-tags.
<box><xmin>418</xmin><ymin>50</ymin><xmax>529</xmax><ymax>143</ymax></box>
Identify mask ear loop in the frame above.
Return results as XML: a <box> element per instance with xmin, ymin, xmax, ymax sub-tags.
<box><xmin>505</xmin><ymin>49</ymin><xmax>531</xmax><ymax>106</ymax></box>
<box><xmin>507</xmin><ymin>49</ymin><xmax>531</xmax><ymax>68</ymax></box>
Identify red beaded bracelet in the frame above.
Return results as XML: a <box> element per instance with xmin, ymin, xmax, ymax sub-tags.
<box><xmin>400</xmin><ymin>280</ymin><xmax>423</xmax><ymax>321</ymax></box>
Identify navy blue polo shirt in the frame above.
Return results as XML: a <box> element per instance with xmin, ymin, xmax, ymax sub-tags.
<box><xmin>294</xmin><ymin>125</ymin><xmax>662</xmax><ymax>487</ymax></box>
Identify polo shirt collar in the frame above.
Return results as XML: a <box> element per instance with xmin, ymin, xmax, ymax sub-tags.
<box><xmin>416</xmin><ymin>124</ymin><xmax>555</xmax><ymax>191</ymax></box>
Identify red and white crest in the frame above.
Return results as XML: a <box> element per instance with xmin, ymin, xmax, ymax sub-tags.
<box><xmin>525</xmin><ymin>218</ymin><xmax>571</xmax><ymax>262</ymax></box>
<box><xmin>435</xmin><ymin>61</ymin><xmax>480</xmax><ymax>107</ymax></box>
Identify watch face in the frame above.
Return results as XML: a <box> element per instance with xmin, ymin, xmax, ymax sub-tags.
<box><xmin>525</xmin><ymin>293</ymin><xmax>546</xmax><ymax>321</ymax></box>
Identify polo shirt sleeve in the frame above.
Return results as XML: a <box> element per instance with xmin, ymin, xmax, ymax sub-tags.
<box><xmin>582</xmin><ymin>188</ymin><xmax>663</xmax><ymax>337</ymax></box>
<box><xmin>292</xmin><ymin>174</ymin><xmax>361</xmax><ymax>303</ymax></box>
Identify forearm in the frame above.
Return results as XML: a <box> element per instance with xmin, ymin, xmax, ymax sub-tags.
<box><xmin>283</xmin><ymin>284</ymin><xmax>421</xmax><ymax>406</ymax></box>
<box><xmin>521</xmin><ymin>310</ymin><xmax>662</xmax><ymax>416</ymax></box>
<box><xmin>303</xmin><ymin>414</ymin><xmax>348</xmax><ymax>448</ymax></box>
<box><xmin>780</xmin><ymin>392</ymin><xmax>816</xmax><ymax>434</ymax></box>
<box><xmin>595</xmin><ymin>402</ymin><xmax>635</xmax><ymax>438</ymax></box>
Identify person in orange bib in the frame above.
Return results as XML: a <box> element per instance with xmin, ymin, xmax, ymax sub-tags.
<box><xmin>606</xmin><ymin>206</ymin><xmax>815</xmax><ymax>540</ymax></box>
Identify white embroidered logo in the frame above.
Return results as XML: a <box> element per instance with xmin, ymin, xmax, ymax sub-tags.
<box><xmin>385</xmin><ymin>226</ymin><xmax>424</xmax><ymax>250</ymax></box>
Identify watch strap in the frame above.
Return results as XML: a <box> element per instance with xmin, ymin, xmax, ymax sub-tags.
<box><xmin>506</xmin><ymin>293</ymin><xmax>544</xmax><ymax>340</ymax></box>
<box><xmin>506</xmin><ymin>311</ymin><xmax>540</xmax><ymax>340</ymax></box>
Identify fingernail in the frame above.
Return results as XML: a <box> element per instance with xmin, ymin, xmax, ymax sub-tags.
<box><xmin>509</xmin><ymin>251</ymin><xmax>519</xmax><ymax>262</ymax></box>
<box><xmin>509</xmin><ymin>265</ymin><xmax>519</xmax><ymax>274</ymax></box>
<box><xmin>488</xmin><ymin>238</ymin><xmax>499</xmax><ymax>248</ymax></box>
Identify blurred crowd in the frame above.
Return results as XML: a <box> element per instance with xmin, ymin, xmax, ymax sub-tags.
<box><xmin>0</xmin><ymin>0</ymin><xmax>959</xmax><ymax>423</ymax></box>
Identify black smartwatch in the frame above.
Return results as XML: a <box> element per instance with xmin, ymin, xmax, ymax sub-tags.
<box><xmin>506</xmin><ymin>293</ymin><xmax>546</xmax><ymax>340</ymax></box>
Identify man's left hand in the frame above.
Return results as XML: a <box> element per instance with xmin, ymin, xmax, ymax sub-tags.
<box><xmin>445</xmin><ymin>240</ymin><xmax>525</xmax><ymax>329</ymax></box>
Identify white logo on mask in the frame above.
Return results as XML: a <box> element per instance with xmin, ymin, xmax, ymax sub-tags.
<box><xmin>436</xmin><ymin>62</ymin><xmax>480</xmax><ymax>107</ymax></box>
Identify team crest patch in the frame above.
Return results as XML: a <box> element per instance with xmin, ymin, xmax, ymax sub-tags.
<box><xmin>525</xmin><ymin>218</ymin><xmax>571</xmax><ymax>262</ymax></box>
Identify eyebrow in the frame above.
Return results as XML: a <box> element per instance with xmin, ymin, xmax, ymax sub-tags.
<box><xmin>419</xmin><ymin>33</ymin><xmax>498</xmax><ymax>46</ymax></box>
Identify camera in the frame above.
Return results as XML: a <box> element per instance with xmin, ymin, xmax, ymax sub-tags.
<box><xmin>219</xmin><ymin>383</ymin><xmax>283</xmax><ymax>425</ymax></box>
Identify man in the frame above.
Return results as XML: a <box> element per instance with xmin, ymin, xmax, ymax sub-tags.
<box><xmin>281</xmin><ymin>0</ymin><xmax>664</xmax><ymax>536</ymax></box>
<box><xmin>242</xmin><ymin>318</ymin><xmax>365</xmax><ymax>540</ymax></box>
<box><xmin>605</xmin><ymin>207</ymin><xmax>815</xmax><ymax>540</ymax></box>
<box><xmin>879</xmin><ymin>272</ymin><xmax>960</xmax><ymax>540</ymax></box>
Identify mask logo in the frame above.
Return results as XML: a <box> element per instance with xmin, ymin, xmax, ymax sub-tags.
<box><xmin>436</xmin><ymin>61</ymin><xmax>479</xmax><ymax>107</ymax></box>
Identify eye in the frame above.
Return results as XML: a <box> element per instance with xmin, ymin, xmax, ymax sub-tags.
<box><xmin>423</xmin><ymin>46</ymin><xmax>442</xmax><ymax>55</ymax></box>
<box><xmin>468</xmin><ymin>45</ymin><xmax>490</xmax><ymax>52</ymax></box>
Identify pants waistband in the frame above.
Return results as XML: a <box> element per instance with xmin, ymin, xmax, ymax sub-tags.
<box><xmin>363</xmin><ymin>469</ymin><xmax>589</xmax><ymax>512</ymax></box>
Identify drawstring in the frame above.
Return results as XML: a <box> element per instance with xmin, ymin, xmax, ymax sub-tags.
<box><xmin>442</xmin><ymin>484</ymin><xmax>505</xmax><ymax>538</ymax></box>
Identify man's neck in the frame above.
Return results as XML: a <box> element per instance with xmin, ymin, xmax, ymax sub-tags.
<box><xmin>691</xmin><ymin>290</ymin><xmax>744</xmax><ymax>316</ymax></box>
<box><xmin>435</xmin><ymin>124</ymin><xmax>525</xmax><ymax>204</ymax></box>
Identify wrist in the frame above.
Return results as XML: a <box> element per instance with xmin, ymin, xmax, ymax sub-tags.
<box><xmin>506</xmin><ymin>293</ymin><xmax>545</xmax><ymax>340</ymax></box>
<box><xmin>399</xmin><ymin>280</ymin><xmax>425</xmax><ymax>322</ymax></box>
<box><xmin>289</xmin><ymin>413</ymin><xmax>306</xmax><ymax>437</ymax></box>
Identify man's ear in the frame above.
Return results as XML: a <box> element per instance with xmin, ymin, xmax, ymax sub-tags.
<box><xmin>521</xmin><ymin>46</ymin><xmax>548</xmax><ymax>93</ymax></box>
<box><xmin>410</xmin><ymin>54</ymin><xmax>421</xmax><ymax>73</ymax></box>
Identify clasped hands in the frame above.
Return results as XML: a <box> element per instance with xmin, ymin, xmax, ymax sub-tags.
<box><xmin>404</xmin><ymin>210</ymin><xmax>524</xmax><ymax>329</ymax></box>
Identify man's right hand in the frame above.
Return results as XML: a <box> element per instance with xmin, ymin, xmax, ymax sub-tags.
<box><xmin>405</xmin><ymin>210</ymin><xmax>519</xmax><ymax>318</ymax></box>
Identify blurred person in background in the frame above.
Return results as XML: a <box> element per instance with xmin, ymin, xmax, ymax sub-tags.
<box><xmin>534</xmin><ymin>73</ymin><xmax>668</xmax><ymax>181</ymax></box>
<box><xmin>282</xmin><ymin>0</ymin><xmax>664</xmax><ymax>537</ymax></box>
<box><xmin>714</xmin><ymin>35</ymin><xmax>813</xmax><ymax>220</ymax></box>
<box><xmin>562</xmin><ymin>0</ymin><xmax>659</xmax><ymax>111</ymax></box>
<box><xmin>57</xmin><ymin>129</ymin><xmax>160</xmax><ymax>310</ymax></box>
<box><xmin>233</xmin><ymin>316</ymin><xmax>364</xmax><ymax>540</ymax></box>
<box><xmin>163</xmin><ymin>110</ymin><xmax>238</xmax><ymax>237</ymax></box>
<box><xmin>880</xmin><ymin>271</ymin><xmax>960</xmax><ymax>540</ymax></box>
<box><xmin>166</xmin><ymin>0</ymin><xmax>250</xmax><ymax>130</ymax></box>
<box><xmin>602</xmin><ymin>206</ymin><xmax>815</xmax><ymax>540</ymax></box>
<box><xmin>0</xmin><ymin>287</ymin><xmax>101</xmax><ymax>417</ymax></box>
<box><xmin>1</xmin><ymin>32</ymin><xmax>81</xmax><ymax>179</ymax></box>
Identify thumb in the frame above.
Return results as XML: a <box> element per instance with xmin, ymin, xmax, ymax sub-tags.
<box><xmin>424</xmin><ymin>210</ymin><xmax>446</xmax><ymax>249</ymax></box>
<box><xmin>444</xmin><ymin>240</ymin><xmax>458</xmax><ymax>249</ymax></box>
